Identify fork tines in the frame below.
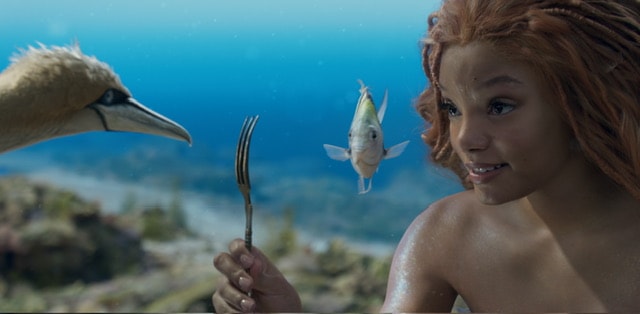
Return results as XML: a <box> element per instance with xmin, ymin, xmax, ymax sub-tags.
<box><xmin>235</xmin><ymin>115</ymin><xmax>259</xmax><ymax>250</ymax></box>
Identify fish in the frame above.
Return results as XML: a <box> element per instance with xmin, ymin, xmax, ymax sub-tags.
<box><xmin>323</xmin><ymin>80</ymin><xmax>409</xmax><ymax>194</ymax></box>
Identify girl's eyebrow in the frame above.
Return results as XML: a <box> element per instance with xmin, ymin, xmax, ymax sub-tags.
<box><xmin>438</xmin><ymin>75</ymin><xmax>524</xmax><ymax>93</ymax></box>
<box><xmin>480</xmin><ymin>75</ymin><xmax>524</xmax><ymax>89</ymax></box>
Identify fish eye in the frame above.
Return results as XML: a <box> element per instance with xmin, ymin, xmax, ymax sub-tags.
<box><xmin>371</xmin><ymin>130</ymin><xmax>378</xmax><ymax>139</ymax></box>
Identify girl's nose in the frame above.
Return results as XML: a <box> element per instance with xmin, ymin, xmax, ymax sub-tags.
<box><xmin>454</xmin><ymin>115</ymin><xmax>490</xmax><ymax>153</ymax></box>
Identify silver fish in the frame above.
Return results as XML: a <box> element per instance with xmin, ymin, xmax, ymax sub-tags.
<box><xmin>323</xmin><ymin>80</ymin><xmax>409</xmax><ymax>194</ymax></box>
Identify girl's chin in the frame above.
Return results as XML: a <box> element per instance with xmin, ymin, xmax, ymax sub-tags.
<box><xmin>473</xmin><ymin>186</ymin><xmax>523</xmax><ymax>205</ymax></box>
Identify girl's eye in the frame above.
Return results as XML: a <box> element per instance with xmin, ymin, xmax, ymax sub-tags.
<box><xmin>488</xmin><ymin>100</ymin><xmax>515</xmax><ymax>115</ymax></box>
<box><xmin>439</xmin><ymin>101</ymin><xmax>461</xmax><ymax>117</ymax></box>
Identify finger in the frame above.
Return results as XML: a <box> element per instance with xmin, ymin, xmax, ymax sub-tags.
<box><xmin>228</xmin><ymin>238</ymin><xmax>256</xmax><ymax>268</ymax></box>
<box><xmin>212</xmin><ymin>290</ymin><xmax>237</xmax><ymax>313</ymax></box>
<box><xmin>214</xmin><ymin>277</ymin><xmax>256</xmax><ymax>312</ymax></box>
<box><xmin>213</xmin><ymin>252</ymin><xmax>253</xmax><ymax>292</ymax></box>
<box><xmin>213</xmin><ymin>290</ymin><xmax>254</xmax><ymax>313</ymax></box>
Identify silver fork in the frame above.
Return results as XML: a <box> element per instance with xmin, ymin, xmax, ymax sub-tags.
<box><xmin>235</xmin><ymin>115</ymin><xmax>259</xmax><ymax>250</ymax></box>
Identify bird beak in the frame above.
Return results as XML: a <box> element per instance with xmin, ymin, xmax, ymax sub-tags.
<box><xmin>88</xmin><ymin>97</ymin><xmax>192</xmax><ymax>145</ymax></box>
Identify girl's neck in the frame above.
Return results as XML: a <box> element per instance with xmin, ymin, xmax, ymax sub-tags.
<box><xmin>522</xmin><ymin>157</ymin><xmax>638</xmax><ymax>237</ymax></box>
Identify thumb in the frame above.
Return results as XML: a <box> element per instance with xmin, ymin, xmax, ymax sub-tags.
<box><xmin>245</xmin><ymin>246</ymin><xmax>302</xmax><ymax>312</ymax></box>
<box><xmin>246</xmin><ymin>247</ymin><xmax>289</xmax><ymax>294</ymax></box>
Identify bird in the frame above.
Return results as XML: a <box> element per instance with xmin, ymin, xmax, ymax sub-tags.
<box><xmin>0</xmin><ymin>43</ymin><xmax>192</xmax><ymax>154</ymax></box>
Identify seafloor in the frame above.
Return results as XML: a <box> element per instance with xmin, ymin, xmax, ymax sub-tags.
<box><xmin>0</xmin><ymin>145</ymin><xmax>465</xmax><ymax>312</ymax></box>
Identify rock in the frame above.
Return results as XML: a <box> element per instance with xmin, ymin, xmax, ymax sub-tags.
<box><xmin>16</xmin><ymin>219</ymin><xmax>94</xmax><ymax>287</ymax></box>
<box><xmin>0</xmin><ymin>176</ymin><xmax>145</xmax><ymax>287</ymax></box>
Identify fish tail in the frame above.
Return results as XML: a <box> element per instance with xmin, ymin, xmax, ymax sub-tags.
<box><xmin>358</xmin><ymin>176</ymin><xmax>373</xmax><ymax>194</ymax></box>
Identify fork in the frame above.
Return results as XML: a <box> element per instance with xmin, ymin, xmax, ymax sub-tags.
<box><xmin>235</xmin><ymin>115</ymin><xmax>259</xmax><ymax>250</ymax></box>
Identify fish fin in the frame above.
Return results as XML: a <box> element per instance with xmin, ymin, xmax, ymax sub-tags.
<box><xmin>357</xmin><ymin>79</ymin><xmax>366</xmax><ymax>92</ymax></box>
<box><xmin>377</xmin><ymin>89</ymin><xmax>388</xmax><ymax>123</ymax></box>
<box><xmin>323</xmin><ymin>144</ymin><xmax>350</xmax><ymax>161</ymax></box>
<box><xmin>384</xmin><ymin>140</ymin><xmax>410</xmax><ymax>159</ymax></box>
<box><xmin>358</xmin><ymin>176</ymin><xmax>372</xmax><ymax>194</ymax></box>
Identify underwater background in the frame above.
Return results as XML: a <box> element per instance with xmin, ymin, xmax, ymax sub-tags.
<box><xmin>0</xmin><ymin>0</ymin><xmax>463</xmax><ymax>249</ymax></box>
<box><xmin>0</xmin><ymin>1</ymin><xmax>475</xmax><ymax>311</ymax></box>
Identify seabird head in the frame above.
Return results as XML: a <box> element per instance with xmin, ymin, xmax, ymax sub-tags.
<box><xmin>0</xmin><ymin>43</ymin><xmax>192</xmax><ymax>153</ymax></box>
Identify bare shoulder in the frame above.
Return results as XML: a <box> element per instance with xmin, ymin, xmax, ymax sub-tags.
<box><xmin>393</xmin><ymin>190</ymin><xmax>484</xmax><ymax>278</ymax></box>
<box><xmin>381</xmin><ymin>190</ymin><xmax>482</xmax><ymax>312</ymax></box>
<box><xmin>408</xmin><ymin>190</ymin><xmax>484</xmax><ymax>246</ymax></box>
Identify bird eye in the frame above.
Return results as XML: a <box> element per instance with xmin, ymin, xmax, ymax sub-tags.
<box><xmin>100</xmin><ymin>88</ymin><xmax>128</xmax><ymax>105</ymax></box>
<box><xmin>103</xmin><ymin>90</ymin><xmax>114</xmax><ymax>103</ymax></box>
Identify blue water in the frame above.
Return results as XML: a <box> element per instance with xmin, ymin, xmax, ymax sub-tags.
<box><xmin>0</xmin><ymin>0</ymin><xmax>463</xmax><ymax>243</ymax></box>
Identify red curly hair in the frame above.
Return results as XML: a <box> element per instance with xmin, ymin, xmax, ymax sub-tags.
<box><xmin>417</xmin><ymin>0</ymin><xmax>640</xmax><ymax>199</ymax></box>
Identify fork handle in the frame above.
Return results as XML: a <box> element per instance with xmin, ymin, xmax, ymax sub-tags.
<box><xmin>245</xmin><ymin>227</ymin><xmax>252</xmax><ymax>251</ymax></box>
<box><xmin>244</xmin><ymin>201</ymin><xmax>253</xmax><ymax>250</ymax></box>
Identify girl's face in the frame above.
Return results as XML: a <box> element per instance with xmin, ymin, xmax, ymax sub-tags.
<box><xmin>439</xmin><ymin>41</ymin><xmax>577</xmax><ymax>204</ymax></box>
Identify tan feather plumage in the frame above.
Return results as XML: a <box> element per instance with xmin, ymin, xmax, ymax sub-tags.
<box><xmin>0</xmin><ymin>44</ymin><xmax>191</xmax><ymax>153</ymax></box>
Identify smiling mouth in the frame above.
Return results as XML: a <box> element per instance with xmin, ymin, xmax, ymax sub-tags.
<box><xmin>468</xmin><ymin>163</ymin><xmax>508</xmax><ymax>174</ymax></box>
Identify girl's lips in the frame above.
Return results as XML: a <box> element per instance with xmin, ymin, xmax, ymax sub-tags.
<box><xmin>465</xmin><ymin>163</ymin><xmax>509</xmax><ymax>184</ymax></box>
